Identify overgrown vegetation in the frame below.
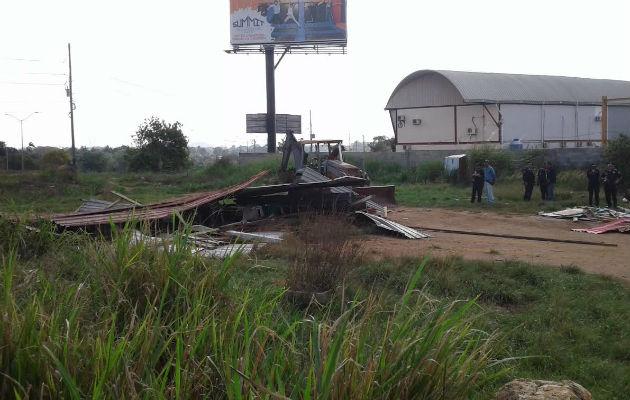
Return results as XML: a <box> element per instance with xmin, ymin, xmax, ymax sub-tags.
<box><xmin>0</xmin><ymin>221</ymin><xmax>508</xmax><ymax>399</ymax></box>
<box><xmin>606</xmin><ymin>134</ymin><xmax>630</xmax><ymax>185</ymax></box>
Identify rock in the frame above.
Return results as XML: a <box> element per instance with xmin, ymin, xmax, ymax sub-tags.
<box><xmin>494</xmin><ymin>379</ymin><xmax>593</xmax><ymax>400</ymax></box>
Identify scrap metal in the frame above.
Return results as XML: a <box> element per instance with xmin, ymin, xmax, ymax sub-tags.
<box><xmin>356</xmin><ymin>211</ymin><xmax>431</xmax><ymax>239</ymax></box>
<box><xmin>572</xmin><ymin>218</ymin><xmax>630</xmax><ymax>234</ymax></box>
<box><xmin>48</xmin><ymin>170</ymin><xmax>270</xmax><ymax>229</ymax></box>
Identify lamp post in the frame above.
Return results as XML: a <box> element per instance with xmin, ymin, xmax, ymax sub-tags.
<box><xmin>4</xmin><ymin>112</ymin><xmax>39</xmax><ymax>171</ymax></box>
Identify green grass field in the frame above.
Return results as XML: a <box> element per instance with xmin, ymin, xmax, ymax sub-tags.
<box><xmin>1</xmin><ymin>161</ymin><xmax>629</xmax><ymax>398</ymax></box>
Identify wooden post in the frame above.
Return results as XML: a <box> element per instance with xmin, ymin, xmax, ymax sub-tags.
<box><xmin>601</xmin><ymin>96</ymin><xmax>608</xmax><ymax>146</ymax></box>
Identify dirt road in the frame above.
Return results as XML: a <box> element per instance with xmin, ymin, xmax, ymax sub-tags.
<box><xmin>363</xmin><ymin>207</ymin><xmax>630</xmax><ymax>281</ymax></box>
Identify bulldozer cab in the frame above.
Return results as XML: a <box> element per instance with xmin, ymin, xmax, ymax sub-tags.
<box><xmin>300</xmin><ymin>139</ymin><xmax>344</xmax><ymax>172</ymax></box>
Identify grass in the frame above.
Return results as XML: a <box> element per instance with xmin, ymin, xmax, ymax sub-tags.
<box><xmin>0</xmin><ymin>220</ymin><xmax>508</xmax><ymax>399</ymax></box>
<box><xmin>0</xmin><ymin>157</ymin><xmax>282</xmax><ymax>214</ymax></box>
<box><xmin>395</xmin><ymin>170</ymin><xmax>594</xmax><ymax>214</ymax></box>
<box><xmin>349</xmin><ymin>257</ymin><xmax>630</xmax><ymax>399</ymax></box>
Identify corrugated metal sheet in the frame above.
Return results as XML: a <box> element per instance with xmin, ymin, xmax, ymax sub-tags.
<box><xmin>75</xmin><ymin>199</ymin><xmax>132</xmax><ymax>213</ymax></box>
<box><xmin>386</xmin><ymin>70</ymin><xmax>630</xmax><ymax>109</ymax></box>
<box><xmin>49</xmin><ymin>170</ymin><xmax>270</xmax><ymax>228</ymax></box>
<box><xmin>225</xmin><ymin>231</ymin><xmax>284</xmax><ymax>244</ymax></box>
<box><xmin>356</xmin><ymin>211</ymin><xmax>431</xmax><ymax>239</ymax></box>
<box><xmin>572</xmin><ymin>218</ymin><xmax>630</xmax><ymax>234</ymax></box>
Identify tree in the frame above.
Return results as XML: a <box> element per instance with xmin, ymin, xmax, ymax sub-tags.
<box><xmin>368</xmin><ymin>135</ymin><xmax>396</xmax><ymax>152</ymax></box>
<box><xmin>606</xmin><ymin>134</ymin><xmax>630</xmax><ymax>184</ymax></box>
<box><xmin>127</xmin><ymin>117</ymin><xmax>190</xmax><ymax>172</ymax></box>
<box><xmin>41</xmin><ymin>149</ymin><xmax>71</xmax><ymax>171</ymax></box>
<box><xmin>79</xmin><ymin>148</ymin><xmax>111</xmax><ymax>172</ymax></box>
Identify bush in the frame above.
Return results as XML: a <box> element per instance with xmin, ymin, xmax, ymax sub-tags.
<box><xmin>606</xmin><ymin>134</ymin><xmax>630</xmax><ymax>184</ymax></box>
<box><xmin>416</xmin><ymin>161</ymin><xmax>444</xmax><ymax>183</ymax></box>
<box><xmin>468</xmin><ymin>146</ymin><xmax>514</xmax><ymax>177</ymax></box>
<box><xmin>40</xmin><ymin>150</ymin><xmax>71</xmax><ymax>171</ymax></box>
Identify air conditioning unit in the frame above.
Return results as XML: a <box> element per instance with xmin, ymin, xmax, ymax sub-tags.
<box><xmin>594</xmin><ymin>115</ymin><xmax>602</xmax><ymax>121</ymax></box>
<box><xmin>397</xmin><ymin>115</ymin><xmax>406</xmax><ymax>122</ymax></box>
<box><xmin>467</xmin><ymin>128</ymin><xmax>478</xmax><ymax>135</ymax></box>
<box><xmin>412</xmin><ymin>118</ymin><xmax>422</xmax><ymax>125</ymax></box>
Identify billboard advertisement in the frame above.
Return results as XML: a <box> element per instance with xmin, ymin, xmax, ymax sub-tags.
<box><xmin>230</xmin><ymin>0</ymin><xmax>347</xmax><ymax>46</ymax></box>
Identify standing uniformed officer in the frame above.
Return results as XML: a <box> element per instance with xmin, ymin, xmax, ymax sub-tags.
<box><xmin>522</xmin><ymin>162</ymin><xmax>535</xmax><ymax>201</ymax></box>
<box><xmin>537</xmin><ymin>166</ymin><xmax>548</xmax><ymax>201</ymax></box>
<box><xmin>471</xmin><ymin>162</ymin><xmax>484</xmax><ymax>203</ymax></box>
<box><xmin>602</xmin><ymin>163</ymin><xmax>622</xmax><ymax>209</ymax></box>
<box><xmin>586</xmin><ymin>164</ymin><xmax>600</xmax><ymax>207</ymax></box>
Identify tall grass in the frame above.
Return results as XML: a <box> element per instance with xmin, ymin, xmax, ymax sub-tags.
<box><xmin>0</xmin><ymin>221</ymin><xmax>506</xmax><ymax>399</ymax></box>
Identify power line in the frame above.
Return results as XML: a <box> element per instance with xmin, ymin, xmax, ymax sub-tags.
<box><xmin>0</xmin><ymin>81</ymin><xmax>65</xmax><ymax>86</ymax></box>
<box><xmin>0</xmin><ymin>58</ymin><xmax>42</xmax><ymax>62</ymax></box>
<box><xmin>25</xmin><ymin>72</ymin><xmax>67</xmax><ymax>76</ymax></box>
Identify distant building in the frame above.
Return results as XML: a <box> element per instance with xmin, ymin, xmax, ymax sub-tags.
<box><xmin>386</xmin><ymin>70</ymin><xmax>630</xmax><ymax>151</ymax></box>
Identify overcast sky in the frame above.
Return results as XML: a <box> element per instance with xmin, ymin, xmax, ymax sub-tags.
<box><xmin>0</xmin><ymin>0</ymin><xmax>628</xmax><ymax>149</ymax></box>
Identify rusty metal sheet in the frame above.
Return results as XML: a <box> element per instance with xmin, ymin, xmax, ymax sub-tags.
<box><xmin>572</xmin><ymin>218</ymin><xmax>630</xmax><ymax>234</ymax></box>
<box><xmin>49</xmin><ymin>170</ymin><xmax>270</xmax><ymax>228</ymax></box>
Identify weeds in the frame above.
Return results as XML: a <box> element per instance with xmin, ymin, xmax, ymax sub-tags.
<box><xmin>0</xmin><ymin>221</ymin><xmax>507</xmax><ymax>399</ymax></box>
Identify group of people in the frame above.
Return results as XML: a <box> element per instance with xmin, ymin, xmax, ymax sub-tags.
<box><xmin>520</xmin><ymin>162</ymin><xmax>623</xmax><ymax>208</ymax></box>
<box><xmin>471</xmin><ymin>160</ymin><xmax>496</xmax><ymax>204</ymax></box>
<box><xmin>585</xmin><ymin>163</ymin><xmax>623</xmax><ymax>208</ymax></box>
<box><xmin>521</xmin><ymin>161</ymin><xmax>557</xmax><ymax>201</ymax></box>
<box><xmin>471</xmin><ymin>160</ymin><xmax>624</xmax><ymax>209</ymax></box>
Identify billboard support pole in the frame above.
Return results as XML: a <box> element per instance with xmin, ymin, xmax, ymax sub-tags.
<box><xmin>265</xmin><ymin>46</ymin><xmax>276</xmax><ymax>153</ymax></box>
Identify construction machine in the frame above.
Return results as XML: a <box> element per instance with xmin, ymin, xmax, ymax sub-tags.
<box><xmin>279</xmin><ymin>131</ymin><xmax>396</xmax><ymax>205</ymax></box>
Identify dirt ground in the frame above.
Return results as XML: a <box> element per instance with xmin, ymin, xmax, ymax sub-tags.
<box><xmin>363</xmin><ymin>207</ymin><xmax>630</xmax><ymax>282</ymax></box>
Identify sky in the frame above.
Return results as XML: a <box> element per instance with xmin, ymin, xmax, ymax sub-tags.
<box><xmin>0</xmin><ymin>0</ymin><xmax>628</xmax><ymax>149</ymax></box>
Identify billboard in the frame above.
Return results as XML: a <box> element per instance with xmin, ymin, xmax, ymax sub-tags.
<box><xmin>246</xmin><ymin>114</ymin><xmax>302</xmax><ymax>134</ymax></box>
<box><xmin>230</xmin><ymin>0</ymin><xmax>347</xmax><ymax>46</ymax></box>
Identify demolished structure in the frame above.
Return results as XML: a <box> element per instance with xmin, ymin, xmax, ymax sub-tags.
<box><xmin>31</xmin><ymin>163</ymin><xmax>428</xmax><ymax>258</ymax></box>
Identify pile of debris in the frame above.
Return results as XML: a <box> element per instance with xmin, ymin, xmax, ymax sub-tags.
<box><xmin>538</xmin><ymin>206</ymin><xmax>630</xmax><ymax>234</ymax></box>
<box><xmin>31</xmin><ymin>150</ymin><xmax>430</xmax><ymax>257</ymax></box>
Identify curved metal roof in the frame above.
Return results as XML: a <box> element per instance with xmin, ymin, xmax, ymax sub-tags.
<box><xmin>386</xmin><ymin>70</ymin><xmax>630</xmax><ymax>109</ymax></box>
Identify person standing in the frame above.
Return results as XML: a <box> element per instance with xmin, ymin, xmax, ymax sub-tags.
<box><xmin>471</xmin><ymin>162</ymin><xmax>484</xmax><ymax>203</ymax></box>
<box><xmin>586</xmin><ymin>164</ymin><xmax>600</xmax><ymax>207</ymax></box>
<box><xmin>522</xmin><ymin>162</ymin><xmax>535</xmax><ymax>201</ymax></box>
<box><xmin>537</xmin><ymin>166</ymin><xmax>548</xmax><ymax>201</ymax></box>
<box><xmin>483</xmin><ymin>160</ymin><xmax>496</xmax><ymax>204</ymax></box>
<box><xmin>602</xmin><ymin>163</ymin><xmax>622</xmax><ymax>209</ymax></box>
<box><xmin>546</xmin><ymin>161</ymin><xmax>557</xmax><ymax>201</ymax></box>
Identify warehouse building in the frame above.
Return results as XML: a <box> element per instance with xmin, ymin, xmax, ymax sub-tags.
<box><xmin>386</xmin><ymin>70</ymin><xmax>630</xmax><ymax>151</ymax></box>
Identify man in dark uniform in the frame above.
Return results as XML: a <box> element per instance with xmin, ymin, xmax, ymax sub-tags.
<box><xmin>537</xmin><ymin>166</ymin><xmax>548</xmax><ymax>201</ymax></box>
<box><xmin>546</xmin><ymin>161</ymin><xmax>557</xmax><ymax>201</ymax></box>
<box><xmin>522</xmin><ymin>162</ymin><xmax>535</xmax><ymax>201</ymax></box>
<box><xmin>471</xmin><ymin>162</ymin><xmax>484</xmax><ymax>203</ymax></box>
<box><xmin>602</xmin><ymin>163</ymin><xmax>622</xmax><ymax>209</ymax></box>
<box><xmin>586</xmin><ymin>164</ymin><xmax>600</xmax><ymax>207</ymax></box>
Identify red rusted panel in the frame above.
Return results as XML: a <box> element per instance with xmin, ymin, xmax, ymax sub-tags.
<box><xmin>49</xmin><ymin>170</ymin><xmax>270</xmax><ymax>228</ymax></box>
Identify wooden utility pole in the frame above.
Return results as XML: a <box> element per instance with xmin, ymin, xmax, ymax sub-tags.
<box><xmin>67</xmin><ymin>43</ymin><xmax>77</xmax><ymax>174</ymax></box>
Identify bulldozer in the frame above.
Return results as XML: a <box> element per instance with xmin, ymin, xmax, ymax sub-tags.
<box><xmin>279</xmin><ymin>131</ymin><xmax>396</xmax><ymax>205</ymax></box>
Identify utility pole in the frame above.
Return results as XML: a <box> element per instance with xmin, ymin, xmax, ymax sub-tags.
<box><xmin>362</xmin><ymin>135</ymin><xmax>365</xmax><ymax>153</ymax></box>
<box><xmin>67</xmin><ymin>43</ymin><xmax>77</xmax><ymax>175</ymax></box>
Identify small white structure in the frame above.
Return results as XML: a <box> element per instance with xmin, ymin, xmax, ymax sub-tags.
<box><xmin>386</xmin><ymin>70</ymin><xmax>630</xmax><ymax>151</ymax></box>
<box><xmin>444</xmin><ymin>154</ymin><xmax>467</xmax><ymax>174</ymax></box>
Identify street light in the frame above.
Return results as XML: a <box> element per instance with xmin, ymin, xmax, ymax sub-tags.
<box><xmin>4</xmin><ymin>112</ymin><xmax>39</xmax><ymax>171</ymax></box>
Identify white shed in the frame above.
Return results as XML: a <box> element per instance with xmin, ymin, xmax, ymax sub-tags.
<box><xmin>386</xmin><ymin>70</ymin><xmax>630</xmax><ymax>151</ymax></box>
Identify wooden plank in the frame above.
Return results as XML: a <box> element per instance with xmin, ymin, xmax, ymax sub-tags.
<box><xmin>111</xmin><ymin>190</ymin><xmax>143</xmax><ymax>207</ymax></box>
